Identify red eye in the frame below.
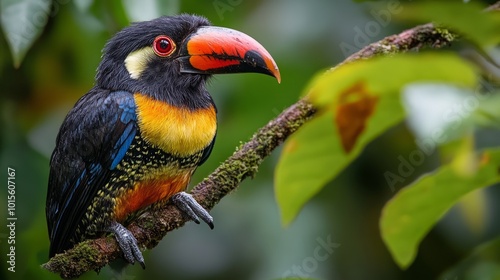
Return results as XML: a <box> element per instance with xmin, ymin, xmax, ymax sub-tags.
<box><xmin>153</xmin><ymin>35</ymin><xmax>175</xmax><ymax>57</ymax></box>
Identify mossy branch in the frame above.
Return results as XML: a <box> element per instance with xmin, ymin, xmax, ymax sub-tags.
<box><xmin>42</xmin><ymin>6</ymin><xmax>495</xmax><ymax>277</ymax></box>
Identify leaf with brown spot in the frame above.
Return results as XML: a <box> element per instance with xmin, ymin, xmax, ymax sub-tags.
<box><xmin>276</xmin><ymin>53</ymin><xmax>478</xmax><ymax>226</ymax></box>
<box><xmin>335</xmin><ymin>82</ymin><xmax>379</xmax><ymax>153</ymax></box>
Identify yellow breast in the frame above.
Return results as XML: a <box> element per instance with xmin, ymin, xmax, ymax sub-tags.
<box><xmin>134</xmin><ymin>93</ymin><xmax>217</xmax><ymax>156</ymax></box>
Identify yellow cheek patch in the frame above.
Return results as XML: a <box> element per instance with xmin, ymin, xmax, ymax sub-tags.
<box><xmin>134</xmin><ymin>93</ymin><xmax>217</xmax><ymax>156</ymax></box>
<box><xmin>124</xmin><ymin>47</ymin><xmax>155</xmax><ymax>79</ymax></box>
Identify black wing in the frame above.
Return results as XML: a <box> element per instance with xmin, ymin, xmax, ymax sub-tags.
<box><xmin>46</xmin><ymin>89</ymin><xmax>137</xmax><ymax>257</ymax></box>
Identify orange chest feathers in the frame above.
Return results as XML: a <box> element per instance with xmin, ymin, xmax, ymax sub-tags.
<box><xmin>114</xmin><ymin>172</ymin><xmax>192</xmax><ymax>222</ymax></box>
<box><xmin>133</xmin><ymin>93</ymin><xmax>217</xmax><ymax>156</ymax></box>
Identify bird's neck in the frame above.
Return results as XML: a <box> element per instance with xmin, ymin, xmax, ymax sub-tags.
<box><xmin>145</xmin><ymin>85</ymin><xmax>214</xmax><ymax>111</ymax></box>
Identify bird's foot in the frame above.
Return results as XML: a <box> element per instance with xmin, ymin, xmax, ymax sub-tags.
<box><xmin>171</xmin><ymin>192</ymin><xmax>214</xmax><ymax>229</ymax></box>
<box><xmin>109</xmin><ymin>221</ymin><xmax>145</xmax><ymax>269</ymax></box>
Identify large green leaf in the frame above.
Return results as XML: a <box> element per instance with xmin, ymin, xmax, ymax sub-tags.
<box><xmin>397</xmin><ymin>2</ymin><xmax>500</xmax><ymax>47</ymax></box>
<box><xmin>1</xmin><ymin>0</ymin><xmax>51</xmax><ymax>67</ymax></box>
<box><xmin>380</xmin><ymin>149</ymin><xmax>500</xmax><ymax>269</ymax></box>
<box><xmin>275</xmin><ymin>53</ymin><xmax>477</xmax><ymax>226</ymax></box>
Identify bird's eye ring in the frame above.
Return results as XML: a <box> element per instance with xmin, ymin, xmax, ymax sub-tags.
<box><xmin>153</xmin><ymin>35</ymin><xmax>175</xmax><ymax>57</ymax></box>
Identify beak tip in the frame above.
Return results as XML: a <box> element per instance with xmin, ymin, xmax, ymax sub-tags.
<box><xmin>267</xmin><ymin>63</ymin><xmax>281</xmax><ymax>83</ymax></box>
<box><xmin>272</xmin><ymin>67</ymin><xmax>281</xmax><ymax>84</ymax></box>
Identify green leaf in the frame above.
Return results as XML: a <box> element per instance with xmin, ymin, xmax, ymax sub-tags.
<box><xmin>380</xmin><ymin>149</ymin><xmax>500</xmax><ymax>269</ymax></box>
<box><xmin>455</xmin><ymin>188</ymin><xmax>489</xmax><ymax>236</ymax></box>
<box><xmin>396</xmin><ymin>2</ymin><xmax>500</xmax><ymax>47</ymax></box>
<box><xmin>276</xmin><ymin>93</ymin><xmax>405</xmax><ymax>225</ymax></box>
<box><xmin>440</xmin><ymin>236</ymin><xmax>500</xmax><ymax>280</ymax></box>
<box><xmin>122</xmin><ymin>0</ymin><xmax>179</xmax><ymax>22</ymax></box>
<box><xmin>276</xmin><ymin>53</ymin><xmax>478</xmax><ymax>226</ymax></box>
<box><xmin>0</xmin><ymin>0</ymin><xmax>51</xmax><ymax>67</ymax></box>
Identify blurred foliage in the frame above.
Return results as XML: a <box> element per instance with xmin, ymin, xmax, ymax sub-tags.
<box><xmin>275</xmin><ymin>1</ymin><xmax>500</xmax><ymax>273</ymax></box>
<box><xmin>381</xmin><ymin>148</ymin><xmax>500</xmax><ymax>269</ymax></box>
<box><xmin>1</xmin><ymin>0</ymin><xmax>50</xmax><ymax>67</ymax></box>
<box><xmin>276</xmin><ymin>53</ymin><xmax>478</xmax><ymax>226</ymax></box>
<box><xmin>440</xmin><ymin>236</ymin><xmax>500</xmax><ymax>280</ymax></box>
<box><xmin>396</xmin><ymin>2</ymin><xmax>500</xmax><ymax>48</ymax></box>
<box><xmin>1</xmin><ymin>0</ymin><xmax>500</xmax><ymax>280</ymax></box>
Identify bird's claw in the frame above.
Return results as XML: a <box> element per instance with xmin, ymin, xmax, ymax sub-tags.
<box><xmin>171</xmin><ymin>192</ymin><xmax>214</xmax><ymax>229</ymax></box>
<box><xmin>109</xmin><ymin>221</ymin><xmax>145</xmax><ymax>269</ymax></box>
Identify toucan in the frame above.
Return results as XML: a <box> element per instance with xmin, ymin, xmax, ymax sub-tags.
<box><xmin>46</xmin><ymin>14</ymin><xmax>280</xmax><ymax>267</ymax></box>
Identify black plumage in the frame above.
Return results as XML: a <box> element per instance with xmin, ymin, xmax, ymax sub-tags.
<box><xmin>46</xmin><ymin>14</ymin><xmax>279</xmax><ymax>267</ymax></box>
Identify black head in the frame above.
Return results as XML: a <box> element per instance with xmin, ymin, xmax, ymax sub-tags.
<box><xmin>96</xmin><ymin>14</ymin><xmax>280</xmax><ymax>108</ymax></box>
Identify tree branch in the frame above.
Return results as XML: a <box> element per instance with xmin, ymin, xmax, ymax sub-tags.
<box><xmin>42</xmin><ymin>4</ymin><xmax>495</xmax><ymax>277</ymax></box>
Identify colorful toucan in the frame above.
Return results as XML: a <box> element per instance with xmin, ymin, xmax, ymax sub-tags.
<box><xmin>46</xmin><ymin>14</ymin><xmax>280</xmax><ymax>267</ymax></box>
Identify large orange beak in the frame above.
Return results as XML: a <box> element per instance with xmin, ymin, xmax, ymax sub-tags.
<box><xmin>177</xmin><ymin>26</ymin><xmax>281</xmax><ymax>83</ymax></box>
